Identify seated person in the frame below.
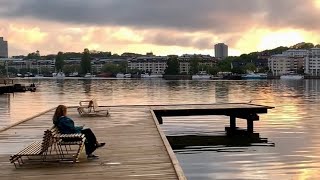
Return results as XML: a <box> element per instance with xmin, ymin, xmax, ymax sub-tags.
<box><xmin>52</xmin><ymin>105</ymin><xmax>105</xmax><ymax>159</ymax></box>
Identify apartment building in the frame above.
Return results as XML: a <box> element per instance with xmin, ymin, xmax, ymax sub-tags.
<box><xmin>305</xmin><ymin>48</ymin><xmax>320</xmax><ymax>76</ymax></box>
<box><xmin>0</xmin><ymin>37</ymin><xmax>8</xmax><ymax>58</ymax></box>
<box><xmin>214</xmin><ymin>43</ymin><xmax>228</xmax><ymax>59</ymax></box>
<box><xmin>178</xmin><ymin>54</ymin><xmax>218</xmax><ymax>74</ymax></box>
<box><xmin>268</xmin><ymin>54</ymin><xmax>304</xmax><ymax>75</ymax></box>
<box><xmin>128</xmin><ymin>56</ymin><xmax>168</xmax><ymax>74</ymax></box>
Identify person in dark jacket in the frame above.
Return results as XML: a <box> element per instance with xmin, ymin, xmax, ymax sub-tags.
<box><xmin>53</xmin><ymin>105</ymin><xmax>105</xmax><ymax>159</ymax></box>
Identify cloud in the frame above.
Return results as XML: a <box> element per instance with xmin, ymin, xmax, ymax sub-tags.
<box><xmin>1</xmin><ymin>0</ymin><xmax>319</xmax><ymax>33</ymax></box>
<box><xmin>1</xmin><ymin>0</ymin><xmax>320</xmax><ymax>56</ymax></box>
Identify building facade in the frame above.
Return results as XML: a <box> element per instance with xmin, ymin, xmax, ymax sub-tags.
<box><xmin>178</xmin><ymin>54</ymin><xmax>217</xmax><ymax>74</ymax></box>
<box><xmin>305</xmin><ymin>48</ymin><xmax>320</xmax><ymax>76</ymax></box>
<box><xmin>214</xmin><ymin>43</ymin><xmax>228</xmax><ymax>59</ymax></box>
<box><xmin>128</xmin><ymin>56</ymin><xmax>168</xmax><ymax>74</ymax></box>
<box><xmin>268</xmin><ymin>54</ymin><xmax>304</xmax><ymax>75</ymax></box>
<box><xmin>0</xmin><ymin>37</ymin><xmax>8</xmax><ymax>58</ymax></box>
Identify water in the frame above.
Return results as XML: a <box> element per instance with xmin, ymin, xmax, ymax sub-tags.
<box><xmin>1</xmin><ymin>78</ymin><xmax>320</xmax><ymax>179</ymax></box>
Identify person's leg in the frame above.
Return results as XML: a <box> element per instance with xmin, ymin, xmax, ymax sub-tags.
<box><xmin>81</xmin><ymin>128</ymin><xmax>97</xmax><ymax>155</ymax></box>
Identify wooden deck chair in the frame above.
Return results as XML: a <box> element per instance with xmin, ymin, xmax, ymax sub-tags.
<box><xmin>77</xmin><ymin>98</ymin><xmax>109</xmax><ymax>117</ymax></box>
<box><xmin>9</xmin><ymin>130</ymin><xmax>57</xmax><ymax>168</ymax></box>
<box><xmin>50</xmin><ymin>126</ymin><xmax>86</xmax><ymax>163</ymax></box>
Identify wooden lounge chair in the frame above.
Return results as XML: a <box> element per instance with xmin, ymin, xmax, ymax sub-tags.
<box><xmin>10</xmin><ymin>127</ymin><xmax>86</xmax><ymax>168</ymax></box>
<box><xmin>9</xmin><ymin>130</ymin><xmax>56</xmax><ymax>168</ymax></box>
<box><xmin>77</xmin><ymin>98</ymin><xmax>109</xmax><ymax>117</ymax></box>
<box><xmin>50</xmin><ymin>126</ymin><xmax>86</xmax><ymax>163</ymax></box>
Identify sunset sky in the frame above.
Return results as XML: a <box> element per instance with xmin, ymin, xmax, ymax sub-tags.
<box><xmin>1</xmin><ymin>0</ymin><xmax>320</xmax><ymax>57</ymax></box>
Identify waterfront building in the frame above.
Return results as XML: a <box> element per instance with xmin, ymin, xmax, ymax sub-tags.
<box><xmin>128</xmin><ymin>56</ymin><xmax>168</xmax><ymax>74</ymax></box>
<box><xmin>93</xmin><ymin>58</ymin><xmax>128</xmax><ymax>74</ymax></box>
<box><xmin>268</xmin><ymin>54</ymin><xmax>304</xmax><ymax>75</ymax></box>
<box><xmin>305</xmin><ymin>48</ymin><xmax>320</xmax><ymax>76</ymax></box>
<box><xmin>282</xmin><ymin>49</ymin><xmax>309</xmax><ymax>57</ymax></box>
<box><xmin>0</xmin><ymin>37</ymin><xmax>8</xmax><ymax>58</ymax></box>
<box><xmin>7</xmin><ymin>59</ymin><xmax>55</xmax><ymax>74</ymax></box>
<box><xmin>178</xmin><ymin>54</ymin><xmax>218</xmax><ymax>74</ymax></box>
<box><xmin>214</xmin><ymin>43</ymin><xmax>228</xmax><ymax>59</ymax></box>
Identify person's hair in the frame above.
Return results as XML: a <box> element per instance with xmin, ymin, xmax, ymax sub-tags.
<box><xmin>53</xmin><ymin>105</ymin><xmax>67</xmax><ymax>125</ymax></box>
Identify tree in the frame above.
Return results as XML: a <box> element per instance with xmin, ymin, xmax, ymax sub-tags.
<box><xmin>164</xmin><ymin>56</ymin><xmax>180</xmax><ymax>75</ymax></box>
<box><xmin>118</xmin><ymin>61</ymin><xmax>128</xmax><ymax>73</ymax></box>
<box><xmin>26</xmin><ymin>51</ymin><xmax>41</xmax><ymax>60</ymax></box>
<box><xmin>8</xmin><ymin>67</ymin><xmax>18</xmax><ymax>74</ymax></box>
<box><xmin>55</xmin><ymin>52</ymin><xmax>65</xmax><ymax>72</ymax></box>
<box><xmin>102</xmin><ymin>63</ymin><xmax>120</xmax><ymax>74</ymax></box>
<box><xmin>63</xmin><ymin>65</ymin><xmax>80</xmax><ymax>75</ymax></box>
<box><xmin>80</xmin><ymin>48</ymin><xmax>91</xmax><ymax>74</ymax></box>
<box><xmin>189</xmin><ymin>56</ymin><xmax>199</xmax><ymax>75</ymax></box>
<box><xmin>207</xmin><ymin>66</ymin><xmax>219</xmax><ymax>75</ymax></box>
<box><xmin>245</xmin><ymin>62</ymin><xmax>257</xmax><ymax>72</ymax></box>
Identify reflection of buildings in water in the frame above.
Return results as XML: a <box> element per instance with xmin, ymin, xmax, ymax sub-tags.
<box><xmin>0</xmin><ymin>94</ymin><xmax>11</xmax><ymax>127</ymax></box>
<box><xmin>305</xmin><ymin>80</ymin><xmax>320</xmax><ymax>100</ymax></box>
<box><xmin>214</xmin><ymin>82</ymin><xmax>229</xmax><ymax>103</ymax></box>
<box><xmin>82</xmin><ymin>79</ymin><xmax>92</xmax><ymax>93</ymax></box>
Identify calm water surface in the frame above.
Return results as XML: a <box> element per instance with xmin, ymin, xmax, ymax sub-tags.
<box><xmin>1</xmin><ymin>78</ymin><xmax>320</xmax><ymax>179</ymax></box>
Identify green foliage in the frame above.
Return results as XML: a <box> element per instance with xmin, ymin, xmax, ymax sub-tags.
<box><xmin>231</xmin><ymin>67</ymin><xmax>245</xmax><ymax>74</ymax></box>
<box><xmin>245</xmin><ymin>62</ymin><xmax>256</xmax><ymax>72</ymax></box>
<box><xmin>217</xmin><ymin>57</ymin><xmax>233</xmax><ymax>72</ymax></box>
<box><xmin>8</xmin><ymin>67</ymin><xmax>18</xmax><ymax>74</ymax></box>
<box><xmin>189</xmin><ymin>56</ymin><xmax>199</xmax><ymax>75</ymax></box>
<box><xmin>118</xmin><ymin>61</ymin><xmax>128</xmax><ymax>73</ymax></box>
<box><xmin>207</xmin><ymin>66</ymin><xmax>219</xmax><ymax>75</ymax></box>
<box><xmin>80</xmin><ymin>48</ymin><xmax>91</xmax><ymax>74</ymax></box>
<box><xmin>257</xmin><ymin>67</ymin><xmax>269</xmax><ymax>73</ymax></box>
<box><xmin>165</xmin><ymin>56</ymin><xmax>180</xmax><ymax>75</ymax></box>
<box><xmin>19</xmin><ymin>68</ymin><xmax>29</xmax><ymax>74</ymax></box>
<box><xmin>39</xmin><ymin>67</ymin><xmax>52</xmax><ymax>75</ymax></box>
<box><xmin>102</xmin><ymin>63</ymin><xmax>121</xmax><ymax>74</ymax></box>
<box><xmin>55</xmin><ymin>52</ymin><xmax>65</xmax><ymax>72</ymax></box>
<box><xmin>90</xmin><ymin>50</ymin><xmax>112</xmax><ymax>58</ymax></box>
<box><xmin>290</xmin><ymin>42</ymin><xmax>314</xmax><ymax>49</ymax></box>
<box><xmin>63</xmin><ymin>65</ymin><xmax>80</xmax><ymax>75</ymax></box>
<box><xmin>26</xmin><ymin>51</ymin><xmax>40</xmax><ymax>60</ymax></box>
<box><xmin>30</xmin><ymin>68</ymin><xmax>38</xmax><ymax>74</ymax></box>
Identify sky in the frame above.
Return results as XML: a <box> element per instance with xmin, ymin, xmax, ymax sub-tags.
<box><xmin>1</xmin><ymin>0</ymin><xmax>320</xmax><ymax>57</ymax></box>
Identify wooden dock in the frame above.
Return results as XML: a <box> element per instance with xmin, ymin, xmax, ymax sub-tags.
<box><xmin>0</xmin><ymin>103</ymin><xmax>273</xmax><ymax>180</ymax></box>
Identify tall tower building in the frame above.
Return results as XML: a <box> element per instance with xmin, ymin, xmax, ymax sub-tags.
<box><xmin>214</xmin><ymin>43</ymin><xmax>228</xmax><ymax>59</ymax></box>
<box><xmin>0</xmin><ymin>37</ymin><xmax>8</xmax><ymax>58</ymax></box>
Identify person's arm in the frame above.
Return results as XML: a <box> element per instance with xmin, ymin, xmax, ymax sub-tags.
<box><xmin>58</xmin><ymin>117</ymin><xmax>81</xmax><ymax>133</ymax></box>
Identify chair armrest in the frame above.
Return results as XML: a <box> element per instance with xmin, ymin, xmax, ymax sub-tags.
<box><xmin>79</xmin><ymin>100</ymin><xmax>91</xmax><ymax>106</ymax></box>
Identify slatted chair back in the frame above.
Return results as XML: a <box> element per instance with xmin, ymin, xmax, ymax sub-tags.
<box><xmin>40</xmin><ymin>130</ymin><xmax>54</xmax><ymax>153</ymax></box>
<box><xmin>91</xmin><ymin>98</ymin><xmax>99</xmax><ymax>111</ymax></box>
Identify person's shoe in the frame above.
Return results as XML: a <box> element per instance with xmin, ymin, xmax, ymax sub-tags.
<box><xmin>96</xmin><ymin>142</ymin><xmax>106</xmax><ymax>148</ymax></box>
<box><xmin>87</xmin><ymin>154</ymin><xmax>99</xmax><ymax>159</ymax></box>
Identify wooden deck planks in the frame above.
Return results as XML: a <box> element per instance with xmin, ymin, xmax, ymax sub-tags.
<box><xmin>0</xmin><ymin>106</ymin><xmax>182</xmax><ymax>180</ymax></box>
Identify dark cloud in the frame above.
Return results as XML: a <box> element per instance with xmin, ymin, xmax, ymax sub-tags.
<box><xmin>1</xmin><ymin>0</ymin><xmax>319</xmax><ymax>34</ymax></box>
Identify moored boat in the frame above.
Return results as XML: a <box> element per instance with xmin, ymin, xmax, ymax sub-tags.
<box><xmin>242</xmin><ymin>73</ymin><xmax>267</xmax><ymax>79</ymax></box>
<box><xmin>280</xmin><ymin>74</ymin><xmax>304</xmax><ymax>80</ymax></box>
<box><xmin>192</xmin><ymin>71</ymin><xmax>212</xmax><ymax>80</ymax></box>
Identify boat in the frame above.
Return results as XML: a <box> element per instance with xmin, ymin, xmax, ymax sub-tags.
<box><xmin>242</xmin><ymin>73</ymin><xmax>267</xmax><ymax>79</ymax></box>
<box><xmin>84</xmin><ymin>73</ymin><xmax>96</xmax><ymax>78</ymax></box>
<box><xmin>280</xmin><ymin>73</ymin><xmax>304</xmax><ymax>80</ymax></box>
<box><xmin>69</xmin><ymin>72</ymin><xmax>79</xmax><ymax>77</ymax></box>
<box><xmin>52</xmin><ymin>72</ymin><xmax>65</xmax><ymax>79</ymax></box>
<box><xmin>116</xmin><ymin>73</ymin><xmax>131</xmax><ymax>78</ymax></box>
<box><xmin>192</xmin><ymin>71</ymin><xmax>212</xmax><ymax>80</ymax></box>
<box><xmin>141</xmin><ymin>73</ymin><xmax>163</xmax><ymax>78</ymax></box>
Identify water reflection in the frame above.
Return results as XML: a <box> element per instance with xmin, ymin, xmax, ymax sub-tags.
<box><xmin>2</xmin><ymin>79</ymin><xmax>320</xmax><ymax>179</ymax></box>
<box><xmin>168</xmin><ymin>133</ymin><xmax>274</xmax><ymax>151</ymax></box>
